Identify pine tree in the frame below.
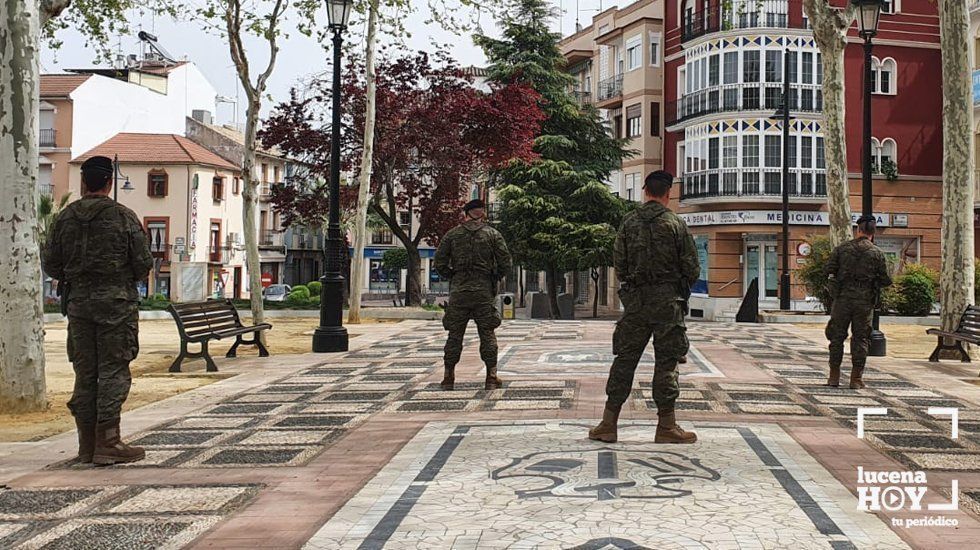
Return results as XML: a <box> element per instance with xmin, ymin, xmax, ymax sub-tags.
<box><xmin>476</xmin><ymin>0</ymin><xmax>632</xmax><ymax>316</ymax></box>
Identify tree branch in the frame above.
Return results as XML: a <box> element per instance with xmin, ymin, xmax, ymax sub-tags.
<box><xmin>255</xmin><ymin>0</ymin><xmax>287</xmax><ymax>96</ymax></box>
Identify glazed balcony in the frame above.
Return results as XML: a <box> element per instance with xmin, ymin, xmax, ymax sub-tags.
<box><xmin>681</xmin><ymin>1</ymin><xmax>806</xmax><ymax>43</ymax></box>
<box><xmin>680</xmin><ymin>168</ymin><xmax>827</xmax><ymax>203</ymax></box>
<box><xmin>667</xmin><ymin>83</ymin><xmax>822</xmax><ymax>127</ymax></box>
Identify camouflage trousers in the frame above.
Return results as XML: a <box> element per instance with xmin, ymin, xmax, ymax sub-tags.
<box><xmin>605</xmin><ymin>296</ymin><xmax>688</xmax><ymax>414</ymax></box>
<box><xmin>443</xmin><ymin>289</ymin><xmax>501</xmax><ymax>370</ymax></box>
<box><xmin>66</xmin><ymin>299</ymin><xmax>140</xmax><ymax>423</ymax></box>
<box><xmin>825</xmin><ymin>296</ymin><xmax>875</xmax><ymax>369</ymax></box>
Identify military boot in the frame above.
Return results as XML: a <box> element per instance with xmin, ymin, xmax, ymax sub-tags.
<box><xmin>485</xmin><ymin>366</ymin><xmax>503</xmax><ymax>390</ymax></box>
<box><xmin>654</xmin><ymin>411</ymin><xmax>698</xmax><ymax>444</ymax></box>
<box><xmin>93</xmin><ymin>419</ymin><xmax>145</xmax><ymax>465</ymax></box>
<box><xmin>75</xmin><ymin>418</ymin><xmax>96</xmax><ymax>464</ymax></box>
<box><xmin>440</xmin><ymin>367</ymin><xmax>455</xmax><ymax>391</ymax></box>
<box><xmin>849</xmin><ymin>364</ymin><xmax>866</xmax><ymax>390</ymax></box>
<box><xmin>588</xmin><ymin>407</ymin><xmax>619</xmax><ymax>443</ymax></box>
<box><xmin>826</xmin><ymin>364</ymin><xmax>841</xmax><ymax>387</ymax></box>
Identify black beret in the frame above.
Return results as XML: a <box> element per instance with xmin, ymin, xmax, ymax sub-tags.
<box><xmin>81</xmin><ymin>156</ymin><xmax>114</xmax><ymax>176</ymax></box>
<box><xmin>463</xmin><ymin>199</ymin><xmax>485</xmax><ymax>212</ymax></box>
<box><xmin>643</xmin><ymin>170</ymin><xmax>674</xmax><ymax>189</ymax></box>
<box><xmin>856</xmin><ymin>214</ymin><xmax>877</xmax><ymax>225</ymax></box>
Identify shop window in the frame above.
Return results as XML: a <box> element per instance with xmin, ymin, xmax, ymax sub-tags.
<box><xmin>147</xmin><ymin>170</ymin><xmax>168</xmax><ymax>197</ymax></box>
<box><xmin>369</xmin><ymin>258</ymin><xmax>400</xmax><ymax>291</ymax></box>
<box><xmin>429</xmin><ymin>258</ymin><xmax>449</xmax><ymax>293</ymax></box>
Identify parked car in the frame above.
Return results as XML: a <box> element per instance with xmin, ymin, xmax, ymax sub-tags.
<box><xmin>263</xmin><ymin>284</ymin><xmax>291</xmax><ymax>302</ymax></box>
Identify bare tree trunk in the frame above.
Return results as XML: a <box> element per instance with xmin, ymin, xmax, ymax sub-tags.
<box><xmin>225</xmin><ymin>0</ymin><xmax>285</xmax><ymax>335</ymax></box>
<box><xmin>0</xmin><ymin>0</ymin><xmax>47</xmax><ymax>412</ymax></box>
<box><xmin>348</xmin><ymin>0</ymin><xmax>380</xmax><ymax>324</ymax></box>
<box><xmin>803</xmin><ymin>0</ymin><xmax>855</xmax><ymax>246</ymax></box>
<box><xmin>939</xmin><ymin>0</ymin><xmax>976</xmax><ymax>331</ymax></box>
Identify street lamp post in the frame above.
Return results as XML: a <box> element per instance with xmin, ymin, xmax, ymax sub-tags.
<box><xmin>770</xmin><ymin>49</ymin><xmax>794</xmax><ymax>311</ymax></box>
<box><xmin>313</xmin><ymin>0</ymin><xmax>354</xmax><ymax>353</ymax></box>
<box><xmin>112</xmin><ymin>154</ymin><xmax>132</xmax><ymax>201</ymax></box>
<box><xmin>852</xmin><ymin>0</ymin><xmax>887</xmax><ymax>356</ymax></box>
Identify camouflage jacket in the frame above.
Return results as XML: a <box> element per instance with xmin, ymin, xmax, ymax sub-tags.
<box><xmin>614</xmin><ymin>201</ymin><xmax>700</xmax><ymax>300</ymax></box>
<box><xmin>825</xmin><ymin>237</ymin><xmax>893</xmax><ymax>301</ymax></box>
<box><xmin>434</xmin><ymin>219</ymin><xmax>512</xmax><ymax>295</ymax></box>
<box><xmin>41</xmin><ymin>196</ymin><xmax>153</xmax><ymax>302</ymax></box>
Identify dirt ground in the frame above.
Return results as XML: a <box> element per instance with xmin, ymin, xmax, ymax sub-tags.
<box><xmin>0</xmin><ymin>317</ymin><xmax>386</xmax><ymax>443</ymax></box>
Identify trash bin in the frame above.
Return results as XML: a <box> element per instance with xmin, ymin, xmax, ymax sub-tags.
<box><xmin>496</xmin><ymin>293</ymin><xmax>516</xmax><ymax>320</ymax></box>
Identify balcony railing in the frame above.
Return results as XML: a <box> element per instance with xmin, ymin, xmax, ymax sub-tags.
<box><xmin>39</xmin><ymin>183</ymin><xmax>54</xmax><ymax>196</ymax></box>
<box><xmin>597</xmin><ymin>74</ymin><xmax>624</xmax><ymax>102</ymax></box>
<box><xmin>209</xmin><ymin>245</ymin><xmax>232</xmax><ymax>264</ymax></box>
<box><xmin>680</xmin><ymin>168</ymin><xmax>827</xmax><ymax>201</ymax></box>
<box><xmin>39</xmin><ymin>128</ymin><xmax>56</xmax><ymax>147</ymax></box>
<box><xmin>572</xmin><ymin>91</ymin><xmax>593</xmax><ymax>107</ymax></box>
<box><xmin>150</xmin><ymin>243</ymin><xmax>172</xmax><ymax>261</ymax></box>
<box><xmin>289</xmin><ymin>233</ymin><xmax>322</xmax><ymax>250</ymax></box>
<box><xmin>260</xmin><ymin>230</ymin><xmax>283</xmax><ymax>247</ymax></box>
<box><xmin>667</xmin><ymin>84</ymin><xmax>822</xmax><ymax>126</ymax></box>
<box><xmin>681</xmin><ymin>1</ymin><xmax>804</xmax><ymax>42</ymax></box>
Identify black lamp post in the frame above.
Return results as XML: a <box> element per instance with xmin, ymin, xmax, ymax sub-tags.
<box><xmin>770</xmin><ymin>48</ymin><xmax>794</xmax><ymax>311</ymax></box>
<box><xmin>313</xmin><ymin>0</ymin><xmax>354</xmax><ymax>353</ymax></box>
<box><xmin>112</xmin><ymin>154</ymin><xmax>132</xmax><ymax>202</ymax></box>
<box><xmin>852</xmin><ymin>0</ymin><xmax>887</xmax><ymax>356</ymax></box>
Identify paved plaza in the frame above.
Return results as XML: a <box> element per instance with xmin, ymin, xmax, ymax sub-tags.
<box><xmin>1</xmin><ymin>319</ymin><xmax>979</xmax><ymax>548</ymax></box>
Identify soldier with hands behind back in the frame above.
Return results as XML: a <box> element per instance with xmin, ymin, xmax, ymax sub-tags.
<box><xmin>589</xmin><ymin>170</ymin><xmax>700</xmax><ymax>445</ymax></box>
<box><xmin>434</xmin><ymin>199</ymin><xmax>512</xmax><ymax>391</ymax></box>
<box><xmin>42</xmin><ymin>156</ymin><xmax>154</xmax><ymax>465</ymax></box>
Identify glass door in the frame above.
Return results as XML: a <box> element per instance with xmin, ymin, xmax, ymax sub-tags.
<box><xmin>745</xmin><ymin>242</ymin><xmax>779</xmax><ymax>302</ymax></box>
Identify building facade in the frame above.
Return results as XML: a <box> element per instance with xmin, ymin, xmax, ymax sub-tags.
<box><xmin>69</xmin><ymin>133</ymin><xmax>247</xmax><ymax>301</ymax></box>
<box><xmin>663</xmin><ymin>0</ymin><xmax>942</xmax><ymax>319</ymax></box>
<box><xmin>39</xmin><ymin>60</ymin><xmax>218</xmax><ymax>202</ymax></box>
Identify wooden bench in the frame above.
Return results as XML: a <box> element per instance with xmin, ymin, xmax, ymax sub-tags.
<box><xmin>926</xmin><ymin>305</ymin><xmax>979</xmax><ymax>363</ymax></box>
<box><xmin>167</xmin><ymin>299</ymin><xmax>272</xmax><ymax>372</ymax></box>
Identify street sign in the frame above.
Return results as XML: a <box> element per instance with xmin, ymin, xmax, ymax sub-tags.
<box><xmin>261</xmin><ymin>273</ymin><xmax>273</xmax><ymax>287</ymax></box>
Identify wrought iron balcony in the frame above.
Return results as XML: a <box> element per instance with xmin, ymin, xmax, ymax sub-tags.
<box><xmin>39</xmin><ymin>128</ymin><xmax>56</xmax><ymax>147</ymax></box>
<box><xmin>572</xmin><ymin>91</ymin><xmax>593</xmax><ymax>107</ymax></box>
<box><xmin>209</xmin><ymin>245</ymin><xmax>232</xmax><ymax>264</ymax></box>
<box><xmin>681</xmin><ymin>1</ymin><xmax>805</xmax><ymax>42</ymax></box>
<box><xmin>260</xmin><ymin>230</ymin><xmax>283</xmax><ymax>247</ymax></box>
<box><xmin>597</xmin><ymin>74</ymin><xmax>624</xmax><ymax>102</ymax></box>
<box><xmin>667</xmin><ymin>84</ymin><xmax>822</xmax><ymax>127</ymax></box>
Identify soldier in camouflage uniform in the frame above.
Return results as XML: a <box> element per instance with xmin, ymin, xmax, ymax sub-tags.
<box><xmin>589</xmin><ymin>171</ymin><xmax>700</xmax><ymax>444</ymax></box>
<box><xmin>824</xmin><ymin>215</ymin><xmax>892</xmax><ymax>389</ymax></box>
<box><xmin>42</xmin><ymin>156</ymin><xmax>153</xmax><ymax>465</ymax></box>
<box><xmin>434</xmin><ymin>199</ymin><xmax>512</xmax><ymax>391</ymax></box>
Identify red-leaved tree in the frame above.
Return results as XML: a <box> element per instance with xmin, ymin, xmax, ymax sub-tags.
<box><xmin>262</xmin><ymin>49</ymin><xmax>543</xmax><ymax>305</ymax></box>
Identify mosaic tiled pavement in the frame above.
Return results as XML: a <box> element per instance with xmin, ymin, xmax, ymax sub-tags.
<box><xmin>3</xmin><ymin>318</ymin><xmax>980</xmax><ymax>549</ymax></box>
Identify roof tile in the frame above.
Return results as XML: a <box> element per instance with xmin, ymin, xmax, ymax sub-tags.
<box><xmin>71</xmin><ymin>133</ymin><xmax>240</xmax><ymax>171</ymax></box>
<box><xmin>40</xmin><ymin>74</ymin><xmax>92</xmax><ymax>97</ymax></box>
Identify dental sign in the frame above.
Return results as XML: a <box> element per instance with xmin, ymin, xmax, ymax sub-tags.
<box><xmin>679</xmin><ymin>211</ymin><xmax>890</xmax><ymax>228</ymax></box>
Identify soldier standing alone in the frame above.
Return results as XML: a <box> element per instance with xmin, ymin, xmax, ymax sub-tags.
<box><xmin>435</xmin><ymin>199</ymin><xmax>512</xmax><ymax>391</ymax></box>
<box><xmin>589</xmin><ymin>171</ymin><xmax>700</xmax><ymax>444</ymax></box>
<box><xmin>42</xmin><ymin>156</ymin><xmax>154</xmax><ymax>465</ymax></box>
<box><xmin>824</xmin><ymin>215</ymin><xmax>892</xmax><ymax>389</ymax></box>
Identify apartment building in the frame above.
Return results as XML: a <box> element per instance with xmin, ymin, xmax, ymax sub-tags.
<box><xmin>663</xmin><ymin>0</ymin><xmax>942</xmax><ymax>319</ymax></box>
<box><xmin>562</xmin><ymin>0</ymin><xmax>943</xmax><ymax>319</ymax></box>
<box><xmin>69</xmin><ymin>133</ymin><xmax>246</xmax><ymax>301</ymax></box>
<box><xmin>39</xmin><ymin>59</ymin><xmax>218</xmax><ymax>201</ymax></box>
<box><xmin>186</xmin><ymin>113</ymin><xmax>291</xmax><ymax>286</ymax></box>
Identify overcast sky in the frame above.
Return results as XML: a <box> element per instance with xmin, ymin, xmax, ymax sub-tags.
<box><xmin>41</xmin><ymin>1</ymin><xmax>612</xmax><ymax>126</ymax></box>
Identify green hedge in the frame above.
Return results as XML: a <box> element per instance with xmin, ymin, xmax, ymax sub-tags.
<box><xmin>307</xmin><ymin>281</ymin><xmax>322</xmax><ymax>295</ymax></box>
<box><xmin>796</xmin><ymin>235</ymin><xmax>835</xmax><ymax>312</ymax></box>
<box><xmin>882</xmin><ymin>263</ymin><xmax>938</xmax><ymax>317</ymax></box>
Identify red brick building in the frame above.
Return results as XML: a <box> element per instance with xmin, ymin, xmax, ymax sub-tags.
<box><xmin>660</xmin><ymin>0</ymin><xmax>942</xmax><ymax>319</ymax></box>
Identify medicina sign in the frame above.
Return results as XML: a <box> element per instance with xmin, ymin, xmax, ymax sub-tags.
<box><xmin>679</xmin><ymin>211</ymin><xmax>891</xmax><ymax>228</ymax></box>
